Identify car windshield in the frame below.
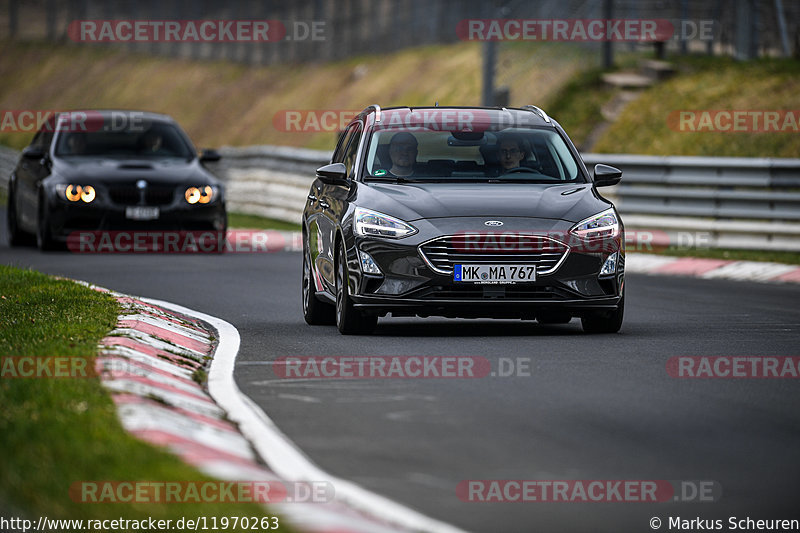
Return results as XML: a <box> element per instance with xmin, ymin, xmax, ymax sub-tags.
<box><xmin>54</xmin><ymin>121</ymin><xmax>195</xmax><ymax>159</ymax></box>
<box><xmin>364</xmin><ymin>127</ymin><xmax>582</xmax><ymax>182</ymax></box>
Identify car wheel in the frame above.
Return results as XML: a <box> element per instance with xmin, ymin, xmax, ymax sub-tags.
<box><xmin>36</xmin><ymin>196</ymin><xmax>59</xmax><ymax>251</ymax></box>
<box><xmin>581</xmin><ymin>292</ymin><xmax>624</xmax><ymax>334</ymax></box>
<box><xmin>6</xmin><ymin>181</ymin><xmax>32</xmax><ymax>247</ymax></box>
<box><xmin>336</xmin><ymin>243</ymin><xmax>377</xmax><ymax>335</ymax></box>
<box><xmin>302</xmin><ymin>244</ymin><xmax>335</xmax><ymax>325</ymax></box>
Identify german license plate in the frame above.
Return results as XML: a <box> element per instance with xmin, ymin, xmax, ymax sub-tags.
<box><xmin>454</xmin><ymin>264</ymin><xmax>536</xmax><ymax>284</ymax></box>
<box><xmin>125</xmin><ymin>206</ymin><xmax>159</xmax><ymax>220</ymax></box>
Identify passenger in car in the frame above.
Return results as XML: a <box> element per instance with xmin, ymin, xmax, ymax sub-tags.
<box><xmin>387</xmin><ymin>132</ymin><xmax>418</xmax><ymax>177</ymax></box>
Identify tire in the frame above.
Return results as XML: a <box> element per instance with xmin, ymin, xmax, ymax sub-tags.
<box><xmin>36</xmin><ymin>196</ymin><xmax>59</xmax><ymax>251</ymax></box>
<box><xmin>302</xmin><ymin>244</ymin><xmax>335</xmax><ymax>325</ymax></box>
<box><xmin>581</xmin><ymin>292</ymin><xmax>624</xmax><ymax>334</ymax></box>
<box><xmin>6</xmin><ymin>181</ymin><xmax>32</xmax><ymax>247</ymax></box>
<box><xmin>335</xmin><ymin>243</ymin><xmax>377</xmax><ymax>335</ymax></box>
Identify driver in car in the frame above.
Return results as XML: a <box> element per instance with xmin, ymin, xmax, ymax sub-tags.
<box><xmin>497</xmin><ymin>134</ymin><xmax>527</xmax><ymax>172</ymax></box>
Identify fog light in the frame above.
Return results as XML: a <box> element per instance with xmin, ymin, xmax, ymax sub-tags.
<box><xmin>359</xmin><ymin>250</ymin><xmax>382</xmax><ymax>275</ymax></box>
<box><xmin>600</xmin><ymin>252</ymin><xmax>618</xmax><ymax>276</ymax></box>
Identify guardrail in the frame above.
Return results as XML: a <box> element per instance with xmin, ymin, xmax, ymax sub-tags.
<box><xmin>3</xmin><ymin>145</ymin><xmax>799</xmax><ymax>251</ymax></box>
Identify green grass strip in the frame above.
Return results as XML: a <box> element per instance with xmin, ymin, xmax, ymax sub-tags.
<box><xmin>228</xmin><ymin>212</ymin><xmax>300</xmax><ymax>231</ymax></box>
<box><xmin>0</xmin><ymin>265</ymin><xmax>291</xmax><ymax>530</ymax></box>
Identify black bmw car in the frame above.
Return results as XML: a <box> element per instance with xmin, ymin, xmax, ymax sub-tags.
<box><xmin>302</xmin><ymin>105</ymin><xmax>625</xmax><ymax>334</ymax></box>
<box><xmin>6</xmin><ymin>110</ymin><xmax>226</xmax><ymax>251</ymax></box>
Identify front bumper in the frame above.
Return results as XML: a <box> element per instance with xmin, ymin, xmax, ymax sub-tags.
<box><xmin>45</xmin><ymin>200</ymin><xmax>227</xmax><ymax>242</ymax></box>
<box><xmin>345</xmin><ymin>223</ymin><xmax>624</xmax><ymax>320</ymax></box>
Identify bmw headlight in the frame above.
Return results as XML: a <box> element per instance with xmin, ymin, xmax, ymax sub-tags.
<box><xmin>354</xmin><ymin>207</ymin><xmax>417</xmax><ymax>239</ymax></box>
<box><xmin>185</xmin><ymin>185</ymin><xmax>218</xmax><ymax>204</ymax></box>
<box><xmin>56</xmin><ymin>184</ymin><xmax>96</xmax><ymax>203</ymax></box>
<box><xmin>570</xmin><ymin>208</ymin><xmax>619</xmax><ymax>240</ymax></box>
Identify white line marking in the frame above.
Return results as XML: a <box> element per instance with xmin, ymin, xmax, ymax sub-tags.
<box><xmin>142</xmin><ymin>297</ymin><xmax>470</xmax><ymax>533</ymax></box>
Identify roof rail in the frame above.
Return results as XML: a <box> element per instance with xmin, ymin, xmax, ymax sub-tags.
<box><xmin>363</xmin><ymin>104</ymin><xmax>382</xmax><ymax>123</ymax></box>
<box><xmin>521</xmin><ymin>105</ymin><xmax>551</xmax><ymax>124</ymax></box>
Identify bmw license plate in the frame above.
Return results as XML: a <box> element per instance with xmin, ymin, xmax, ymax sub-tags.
<box><xmin>454</xmin><ymin>264</ymin><xmax>536</xmax><ymax>284</ymax></box>
<box><xmin>125</xmin><ymin>206</ymin><xmax>159</xmax><ymax>220</ymax></box>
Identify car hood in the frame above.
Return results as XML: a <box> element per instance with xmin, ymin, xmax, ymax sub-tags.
<box><xmin>51</xmin><ymin>157</ymin><xmax>215</xmax><ymax>184</ymax></box>
<box><xmin>357</xmin><ymin>182</ymin><xmax>612</xmax><ymax>224</ymax></box>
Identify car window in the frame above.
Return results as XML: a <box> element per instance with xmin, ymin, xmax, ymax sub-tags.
<box><xmin>364</xmin><ymin>127</ymin><xmax>582</xmax><ymax>182</ymax></box>
<box><xmin>30</xmin><ymin>116</ymin><xmax>57</xmax><ymax>151</ymax></box>
<box><xmin>332</xmin><ymin>123</ymin><xmax>359</xmax><ymax>164</ymax></box>
<box><xmin>342</xmin><ymin>124</ymin><xmax>363</xmax><ymax>178</ymax></box>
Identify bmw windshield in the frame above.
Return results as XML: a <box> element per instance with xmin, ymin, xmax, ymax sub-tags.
<box><xmin>54</xmin><ymin>122</ymin><xmax>195</xmax><ymax>160</ymax></box>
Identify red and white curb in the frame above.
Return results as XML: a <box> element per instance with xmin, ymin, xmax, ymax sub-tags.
<box><xmin>79</xmin><ymin>282</ymin><xmax>468</xmax><ymax>533</ymax></box>
<box><xmin>625</xmin><ymin>253</ymin><xmax>800</xmax><ymax>283</ymax></box>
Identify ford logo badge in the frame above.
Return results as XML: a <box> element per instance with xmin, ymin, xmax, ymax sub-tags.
<box><xmin>484</xmin><ymin>220</ymin><xmax>503</xmax><ymax>227</ymax></box>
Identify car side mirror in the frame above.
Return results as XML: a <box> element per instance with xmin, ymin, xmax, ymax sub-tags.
<box><xmin>593</xmin><ymin>164</ymin><xmax>622</xmax><ymax>187</ymax></box>
<box><xmin>199</xmin><ymin>148</ymin><xmax>221</xmax><ymax>162</ymax></box>
<box><xmin>22</xmin><ymin>145</ymin><xmax>46</xmax><ymax>160</ymax></box>
<box><xmin>316</xmin><ymin>162</ymin><xmax>349</xmax><ymax>185</ymax></box>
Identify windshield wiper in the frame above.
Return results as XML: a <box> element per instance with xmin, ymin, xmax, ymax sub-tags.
<box><xmin>364</xmin><ymin>174</ymin><xmax>417</xmax><ymax>183</ymax></box>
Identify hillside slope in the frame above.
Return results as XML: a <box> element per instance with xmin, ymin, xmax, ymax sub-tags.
<box><xmin>0</xmin><ymin>40</ymin><xmax>587</xmax><ymax>151</ymax></box>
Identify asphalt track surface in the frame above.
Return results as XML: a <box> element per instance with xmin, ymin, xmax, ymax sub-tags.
<box><xmin>3</xmin><ymin>211</ymin><xmax>800</xmax><ymax>532</ymax></box>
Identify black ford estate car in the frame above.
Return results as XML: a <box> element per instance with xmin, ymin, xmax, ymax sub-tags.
<box><xmin>6</xmin><ymin>110</ymin><xmax>226</xmax><ymax>250</ymax></box>
<box><xmin>301</xmin><ymin>105</ymin><xmax>624</xmax><ymax>334</ymax></box>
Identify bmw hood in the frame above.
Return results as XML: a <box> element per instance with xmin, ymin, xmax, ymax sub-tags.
<box><xmin>51</xmin><ymin>157</ymin><xmax>214</xmax><ymax>184</ymax></box>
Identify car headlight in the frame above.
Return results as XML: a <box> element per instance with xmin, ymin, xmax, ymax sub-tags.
<box><xmin>56</xmin><ymin>184</ymin><xmax>96</xmax><ymax>203</ymax></box>
<box><xmin>354</xmin><ymin>207</ymin><xmax>417</xmax><ymax>239</ymax></box>
<box><xmin>185</xmin><ymin>185</ymin><xmax>217</xmax><ymax>204</ymax></box>
<box><xmin>570</xmin><ymin>208</ymin><xmax>619</xmax><ymax>240</ymax></box>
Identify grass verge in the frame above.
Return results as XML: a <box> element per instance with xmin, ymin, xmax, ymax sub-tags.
<box><xmin>0</xmin><ymin>39</ymin><xmax>590</xmax><ymax>152</ymax></box>
<box><xmin>0</xmin><ymin>265</ymin><xmax>291</xmax><ymax>530</ymax></box>
<box><xmin>640</xmin><ymin>247</ymin><xmax>800</xmax><ymax>266</ymax></box>
<box><xmin>592</xmin><ymin>55</ymin><xmax>800</xmax><ymax>157</ymax></box>
<box><xmin>228</xmin><ymin>212</ymin><xmax>300</xmax><ymax>231</ymax></box>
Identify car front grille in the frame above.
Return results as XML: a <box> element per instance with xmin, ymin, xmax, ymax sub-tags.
<box><xmin>418</xmin><ymin>234</ymin><xmax>569</xmax><ymax>275</ymax></box>
<box><xmin>108</xmin><ymin>184</ymin><xmax>176</xmax><ymax>206</ymax></box>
